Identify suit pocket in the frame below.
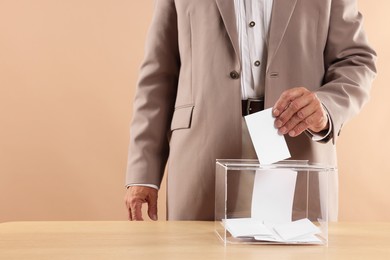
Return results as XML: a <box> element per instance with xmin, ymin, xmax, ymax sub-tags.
<box><xmin>170</xmin><ymin>105</ymin><xmax>194</xmax><ymax>131</ymax></box>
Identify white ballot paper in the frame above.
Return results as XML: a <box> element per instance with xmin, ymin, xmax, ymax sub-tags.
<box><xmin>251</xmin><ymin>169</ymin><xmax>297</xmax><ymax>223</ymax></box>
<box><xmin>244</xmin><ymin>108</ymin><xmax>291</xmax><ymax>164</ymax></box>
<box><xmin>224</xmin><ymin>218</ymin><xmax>322</xmax><ymax>244</ymax></box>
<box><xmin>222</xmin><ymin>169</ymin><xmax>323</xmax><ymax>244</ymax></box>
<box><xmin>272</xmin><ymin>218</ymin><xmax>321</xmax><ymax>241</ymax></box>
<box><xmin>222</xmin><ymin>218</ymin><xmax>273</xmax><ymax>238</ymax></box>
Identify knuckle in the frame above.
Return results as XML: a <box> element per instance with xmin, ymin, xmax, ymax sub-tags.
<box><xmin>282</xmin><ymin>90</ymin><xmax>293</xmax><ymax>100</ymax></box>
<box><xmin>308</xmin><ymin>92</ymin><xmax>316</xmax><ymax>100</ymax></box>
<box><xmin>290</xmin><ymin>101</ymin><xmax>300</xmax><ymax>111</ymax></box>
<box><xmin>305</xmin><ymin>117</ymin><xmax>313</xmax><ymax>125</ymax></box>
<box><xmin>292</xmin><ymin>114</ymin><xmax>301</xmax><ymax>123</ymax></box>
<box><xmin>297</xmin><ymin>111</ymin><xmax>305</xmax><ymax>119</ymax></box>
<box><xmin>125</xmin><ymin>195</ymin><xmax>133</xmax><ymax>205</ymax></box>
<box><xmin>285</xmin><ymin>120</ymin><xmax>295</xmax><ymax>129</ymax></box>
<box><xmin>285</xmin><ymin>93</ymin><xmax>293</xmax><ymax>100</ymax></box>
<box><xmin>129</xmin><ymin>198</ymin><xmax>140</xmax><ymax>208</ymax></box>
<box><xmin>279</xmin><ymin>91</ymin><xmax>287</xmax><ymax>99</ymax></box>
<box><xmin>278</xmin><ymin>113</ymin><xmax>287</xmax><ymax>122</ymax></box>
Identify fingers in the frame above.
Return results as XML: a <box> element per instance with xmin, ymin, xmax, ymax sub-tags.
<box><xmin>131</xmin><ymin>200</ymin><xmax>143</xmax><ymax>221</ymax></box>
<box><xmin>273</xmin><ymin>87</ymin><xmax>307</xmax><ymax>117</ymax></box>
<box><xmin>273</xmin><ymin>87</ymin><xmax>328</xmax><ymax>137</ymax></box>
<box><xmin>125</xmin><ymin>190</ymin><xmax>142</xmax><ymax>221</ymax></box>
<box><xmin>147</xmin><ymin>191</ymin><xmax>158</xmax><ymax>221</ymax></box>
<box><xmin>124</xmin><ymin>186</ymin><xmax>158</xmax><ymax>221</ymax></box>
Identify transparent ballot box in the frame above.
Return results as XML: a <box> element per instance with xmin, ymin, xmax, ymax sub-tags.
<box><xmin>215</xmin><ymin>160</ymin><xmax>336</xmax><ymax>245</ymax></box>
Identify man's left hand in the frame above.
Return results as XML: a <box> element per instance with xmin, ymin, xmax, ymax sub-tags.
<box><xmin>272</xmin><ymin>87</ymin><xmax>329</xmax><ymax>137</ymax></box>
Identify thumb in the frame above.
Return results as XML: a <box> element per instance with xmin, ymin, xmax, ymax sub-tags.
<box><xmin>147</xmin><ymin>192</ymin><xmax>158</xmax><ymax>221</ymax></box>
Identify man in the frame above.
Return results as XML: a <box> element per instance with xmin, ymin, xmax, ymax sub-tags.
<box><xmin>124</xmin><ymin>0</ymin><xmax>376</xmax><ymax>221</ymax></box>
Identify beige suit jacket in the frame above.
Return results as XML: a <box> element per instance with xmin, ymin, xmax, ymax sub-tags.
<box><xmin>126</xmin><ymin>0</ymin><xmax>376</xmax><ymax>220</ymax></box>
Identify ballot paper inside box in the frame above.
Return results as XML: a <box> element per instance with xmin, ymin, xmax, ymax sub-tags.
<box><xmin>215</xmin><ymin>160</ymin><xmax>336</xmax><ymax>246</ymax></box>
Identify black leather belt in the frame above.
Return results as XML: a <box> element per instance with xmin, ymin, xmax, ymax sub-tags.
<box><xmin>242</xmin><ymin>98</ymin><xmax>265</xmax><ymax>116</ymax></box>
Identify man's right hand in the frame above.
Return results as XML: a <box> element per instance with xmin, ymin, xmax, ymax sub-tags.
<box><xmin>124</xmin><ymin>186</ymin><xmax>158</xmax><ymax>221</ymax></box>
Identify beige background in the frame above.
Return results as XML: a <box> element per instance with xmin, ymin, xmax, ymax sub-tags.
<box><xmin>0</xmin><ymin>0</ymin><xmax>388</xmax><ymax>222</ymax></box>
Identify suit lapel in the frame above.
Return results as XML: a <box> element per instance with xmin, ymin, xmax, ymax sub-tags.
<box><xmin>215</xmin><ymin>0</ymin><xmax>240</xmax><ymax>63</ymax></box>
<box><xmin>267</xmin><ymin>0</ymin><xmax>298</xmax><ymax>71</ymax></box>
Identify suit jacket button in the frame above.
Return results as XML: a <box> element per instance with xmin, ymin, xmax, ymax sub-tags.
<box><xmin>230</xmin><ymin>71</ymin><xmax>240</xmax><ymax>79</ymax></box>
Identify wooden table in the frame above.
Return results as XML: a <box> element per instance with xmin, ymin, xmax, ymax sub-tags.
<box><xmin>0</xmin><ymin>221</ymin><xmax>389</xmax><ymax>259</ymax></box>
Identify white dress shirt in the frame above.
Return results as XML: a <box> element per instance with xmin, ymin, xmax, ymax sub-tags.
<box><xmin>235</xmin><ymin>0</ymin><xmax>273</xmax><ymax>100</ymax></box>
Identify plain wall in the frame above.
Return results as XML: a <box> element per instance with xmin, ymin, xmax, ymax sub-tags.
<box><xmin>0</xmin><ymin>0</ymin><xmax>389</xmax><ymax>222</ymax></box>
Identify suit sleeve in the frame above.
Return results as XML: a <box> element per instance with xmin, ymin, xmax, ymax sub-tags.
<box><xmin>126</xmin><ymin>0</ymin><xmax>180</xmax><ymax>187</ymax></box>
<box><xmin>315</xmin><ymin>0</ymin><xmax>377</xmax><ymax>144</ymax></box>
